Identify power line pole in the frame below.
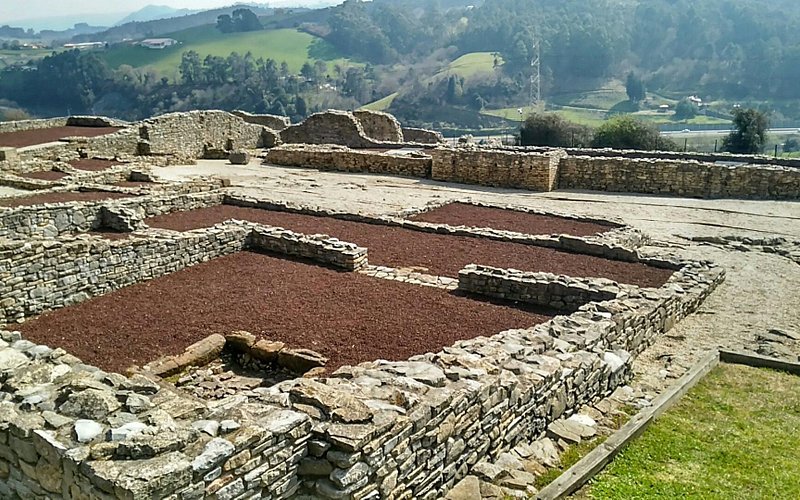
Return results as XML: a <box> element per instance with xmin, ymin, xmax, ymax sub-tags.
<box><xmin>530</xmin><ymin>38</ymin><xmax>541</xmax><ymax>111</ymax></box>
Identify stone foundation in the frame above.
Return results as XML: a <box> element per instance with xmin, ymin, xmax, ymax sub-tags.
<box><xmin>401</xmin><ymin>127</ymin><xmax>444</xmax><ymax>145</ymax></box>
<box><xmin>352</xmin><ymin>110</ymin><xmax>404</xmax><ymax>143</ymax></box>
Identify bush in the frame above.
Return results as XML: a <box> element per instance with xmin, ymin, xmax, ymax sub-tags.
<box><xmin>723</xmin><ymin>108</ymin><xmax>769</xmax><ymax>154</ymax></box>
<box><xmin>591</xmin><ymin>115</ymin><xmax>675</xmax><ymax>151</ymax></box>
<box><xmin>519</xmin><ymin>112</ymin><xmax>593</xmax><ymax>147</ymax></box>
<box><xmin>674</xmin><ymin>98</ymin><xmax>698</xmax><ymax>120</ymax></box>
<box><xmin>783</xmin><ymin>137</ymin><xmax>800</xmax><ymax>153</ymax></box>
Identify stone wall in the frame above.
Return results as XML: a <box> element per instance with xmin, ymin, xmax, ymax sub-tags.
<box><xmin>261</xmin><ymin>258</ymin><xmax>724</xmax><ymax>498</ymax></box>
<box><xmin>558</xmin><ymin>155</ymin><xmax>800</xmax><ymax>199</ymax></box>
<box><xmin>402</xmin><ymin>127</ymin><xmax>445</xmax><ymax>145</ymax></box>
<box><xmin>0</xmin><ymin>117</ymin><xmax>68</xmax><ymax>134</ymax></box>
<box><xmin>0</xmin><ymin>329</ymin><xmax>311</xmax><ymax>500</ymax></box>
<box><xmin>266</xmin><ymin>145</ymin><xmax>431</xmax><ymax>178</ymax></box>
<box><xmin>430</xmin><ymin>147</ymin><xmax>565</xmax><ymax>191</ymax></box>
<box><xmin>352</xmin><ymin>110</ymin><xmax>404</xmax><ymax>143</ymax></box>
<box><xmin>138</xmin><ymin>111</ymin><xmax>265</xmax><ymax>160</ymax></box>
<box><xmin>280</xmin><ymin>110</ymin><xmax>390</xmax><ymax>149</ymax></box>
<box><xmin>458</xmin><ymin>264</ymin><xmax>624</xmax><ymax>312</ymax></box>
<box><xmin>0</xmin><ymin>216</ymin><xmax>370</xmax><ymax>323</ymax></box>
<box><xmin>232</xmin><ymin>111</ymin><xmax>291</xmax><ymax>131</ymax></box>
<box><xmin>519</xmin><ymin>145</ymin><xmax>800</xmax><ymax>169</ymax></box>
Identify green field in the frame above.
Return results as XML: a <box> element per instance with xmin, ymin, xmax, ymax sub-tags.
<box><xmin>439</xmin><ymin>52</ymin><xmax>501</xmax><ymax>80</ymax></box>
<box><xmin>361</xmin><ymin>51</ymin><xmax>501</xmax><ymax>111</ymax></box>
<box><xmin>583</xmin><ymin>364</ymin><xmax>800</xmax><ymax>499</ymax></box>
<box><xmin>100</xmin><ymin>27</ymin><xmax>356</xmax><ymax>77</ymax></box>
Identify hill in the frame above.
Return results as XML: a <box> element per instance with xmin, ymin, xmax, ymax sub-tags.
<box><xmin>101</xmin><ymin>26</ymin><xmax>357</xmax><ymax>77</ymax></box>
<box><xmin>115</xmin><ymin>5</ymin><xmax>197</xmax><ymax>26</ymax></box>
<box><xmin>71</xmin><ymin>4</ymin><xmax>273</xmax><ymax>44</ymax></box>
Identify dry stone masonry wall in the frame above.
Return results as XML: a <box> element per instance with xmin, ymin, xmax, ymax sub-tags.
<box><xmin>231</xmin><ymin>111</ymin><xmax>291</xmax><ymax>131</ymax></box>
<box><xmin>266</xmin><ymin>145</ymin><xmax>431</xmax><ymax>178</ymax></box>
<box><xmin>558</xmin><ymin>155</ymin><xmax>800</xmax><ymax>199</ymax></box>
<box><xmin>352</xmin><ymin>110</ymin><xmax>404</xmax><ymax>143</ymax></box>
<box><xmin>279</xmin><ymin>110</ymin><xmax>396</xmax><ymax>149</ymax></box>
<box><xmin>0</xmin><ymin>330</ymin><xmax>311</xmax><ymax>500</ymax></box>
<box><xmin>401</xmin><ymin>128</ymin><xmax>444</xmax><ymax>145</ymax></box>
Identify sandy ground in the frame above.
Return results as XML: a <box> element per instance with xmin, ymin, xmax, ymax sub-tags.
<box><xmin>153</xmin><ymin>159</ymin><xmax>800</xmax><ymax>396</ymax></box>
<box><xmin>0</xmin><ymin>186</ymin><xmax>29</xmax><ymax>198</ymax></box>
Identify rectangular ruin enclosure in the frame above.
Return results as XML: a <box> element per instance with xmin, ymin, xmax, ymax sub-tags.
<box><xmin>69</xmin><ymin>158</ymin><xmax>120</xmax><ymax>171</ymax></box>
<box><xmin>146</xmin><ymin>205</ymin><xmax>672</xmax><ymax>288</ymax></box>
<box><xmin>0</xmin><ymin>191</ymin><xmax>133</xmax><ymax>208</ymax></box>
<box><xmin>0</xmin><ymin>126</ymin><xmax>122</xmax><ymax>148</ymax></box>
<box><xmin>409</xmin><ymin>202</ymin><xmax>620</xmax><ymax>236</ymax></box>
<box><xmin>17</xmin><ymin>251</ymin><xmax>554</xmax><ymax>374</ymax></box>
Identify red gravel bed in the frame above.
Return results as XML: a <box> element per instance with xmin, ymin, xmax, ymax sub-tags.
<box><xmin>18</xmin><ymin>251</ymin><xmax>553</xmax><ymax>373</ymax></box>
<box><xmin>0</xmin><ymin>126</ymin><xmax>122</xmax><ymax>148</ymax></box>
<box><xmin>89</xmin><ymin>230</ymin><xmax>131</xmax><ymax>240</ymax></box>
<box><xmin>410</xmin><ymin>202</ymin><xmax>616</xmax><ymax>236</ymax></box>
<box><xmin>146</xmin><ymin>206</ymin><xmax>673</xmax><ymax>287</ymax></box>
<box><xmin>0</xmin><ymin>191</ymin><xmax>132</xmax><ymax>208</ymax></box>
<box><xmin>69</xmin><ymin>159</ymin><xmax>118</xmax><ymax>171</ymax></box>
<box><xmin>20</xmin><ymin>170</ymin><xmax>68</xmax><ymax>181</ymax></box>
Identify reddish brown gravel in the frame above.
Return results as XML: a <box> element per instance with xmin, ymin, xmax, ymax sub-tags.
<box><xmin>0</xmin><ymin>126</ymin><xmax>122</xmax><ymax>148</ymax></box>
<box><xmin>147</xmin><ymin>206</ymin><xmax>673</xmax><ymax>287</ymax></box>
<box><xmin>18</xmin><ymin>251</ymin><xmax>553</xmax><ymax>373</ymax></box>
<box><xmin>69</xmin><ymin>159</ymin><xmax>118</xmax><ymax>171</ymax></box>
<box><xmin>410</xmin><ymin>202</ymin><xmax>616</xmax><ymax>236</ymax></box>
<box><xmin>0</xmin><ymin>191</ymin><xmax>132</xmax><ymax>208</ymax></box>
<box><xmin>20</xmin><ymin>170</ymin><xmax>68</xmax><ymax>181</ymax></box>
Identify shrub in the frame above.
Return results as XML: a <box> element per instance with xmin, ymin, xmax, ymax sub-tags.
<box><xmin>591</xmin><ymin>115</ymin><xmax>676</xmax><ymax>151</ymax></box>
<box><xmin>519</xmin><ymin>112</ymin><xmax>593</xmax><ymax>147</ymax></box>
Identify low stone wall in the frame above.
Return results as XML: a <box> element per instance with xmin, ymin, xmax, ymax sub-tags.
<box><xmin>0</xmin><ymin>117</ymin><xmax>68</xmax><ymax>134</ymax></box>
<box><xmin>558</xmin><ymin>155</ymin><xmax>800</xmax><ymax>199</ymax></box>
<box><xmin>0</xmin><ymin>330</ymin><xmax>311</xmax><ymax>500</ymax></box>
<box><xmin>0</xmin><ymin>217</ymin><xmax>370</xmax><ymax>323</ymax></box>
<box><xmin>248</xmin><ymin>225</ymin><xmax>368</xmax><ymax>271</ymax></box>
<box><xmin>138</xmin><ymin>111</ymin><xmax>265</xmax><ymax>160</ymax></box>
<box><xmin>266</xmin><ymin>145</ymin><xmax>431</xmax><ymax>177</ymax></box>
<box><xmin>430</xmin><ymin>147</ymin><xmax>565</xmax><ymax>191</ymax></box>
<box><xmin>402</xmin><ymin>127</ymin><xmax>445</xmax><ymax>145</ymax></box>
<box><xmin>353</xmin><ymin>110</ymin><xmax>404</xmax><ymax>143</ymax></box>
<box><xmin>458</xmin><ymin>264</ymin><xmax>623</xmax><ymax>312</ymax></box>
<box><xmin>520</xmin><ymin>145</ymin><xmax>800</xmax><ymax>169</ymax></box>
<box><xmin>257</xmin><ymin>257</ymin><xmax>723</xmax><ymax>498</ymax></box>
<box><xmin>232</xmin><ymin>111</ymin><xmax>291</xmax><ymax>131</ymax></box>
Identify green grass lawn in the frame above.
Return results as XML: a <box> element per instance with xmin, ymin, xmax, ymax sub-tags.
<box><xmin>100</xmin><ymin>27</ymin><xmax>355</xmax><ymax>77</ymax></box>
<box><xmin>360</xmin><ymin>92</ymin><xmax>398</xmax><ymax>112</ymax></box>
<box><xmin>440</xmin><ymin>52</ymin><xmax>501</xmax><ymax>79</ymax></box>
<box><xmin>583</xmin><ymin>364</ymin><xmax>800</xmax><ymax>499</ymax></box>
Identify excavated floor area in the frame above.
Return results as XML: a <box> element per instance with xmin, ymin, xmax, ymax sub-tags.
<box><xmin>146</xmin><ymin>205</ymin><xmax>673</xmax><ymax>287</ymax></box>
<box><xmin>409</xmin><ymin>202</ymin><xmax>617</xmax><ymax>236</ymax></box>
<box><xmin>0</xmin><ymin>126</ymin><xmax>122</xmax><ymax>147</ymax></box>
<box><xmin>18</xmin><ymin>251</ymin><xmax>554</xmax><ymax>373</ymax></box>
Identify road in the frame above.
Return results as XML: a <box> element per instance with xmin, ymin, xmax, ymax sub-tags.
<box><xmin>663</xmin><ymin>127</ymin><xmax>799</xmax><ymax>136</ymax></box>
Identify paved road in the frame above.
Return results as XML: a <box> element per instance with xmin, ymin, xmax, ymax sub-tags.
<box><xmin>663</xmin><ymin>127</ymin><xmax>799</xmax><ymax>136</ymax></box>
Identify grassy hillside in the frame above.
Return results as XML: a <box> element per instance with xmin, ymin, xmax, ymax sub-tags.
<box><xmin>361</xmin><ymin>51</ymin><xmax>501</xmax><ymax>111</ymax></box>
<box><xmin>101</xmin><ymin>26</ymin><xmax>356</xmax><ymax>77</ymax></box>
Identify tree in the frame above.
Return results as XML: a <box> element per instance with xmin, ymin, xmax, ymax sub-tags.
<box><xmin>592</xmin><ymin>115</ymin><xmax>675</xmax><ymax>151</ymax></box>
<box><xmin>626</xmin><ymin>72</ymin><xmax>646</xmax><ymax>103</ymax></box>
<box><xmin>783</xmin><ymin>136</ymin><xmax>800</xmax><ymax>153</ymax></box>
<box><xmin>216</xmin><ymin>14</ymin><xmax>234</xmax><ymax>33</ymax></box>
<box><xmin>232</xmin><ymin>8</ymin><xmax>262</xmax><ymax>32</ymax></box>
<box><xmin>674</xmin><ymin>97</ymin><xmax>698</xmax><ymax>120</ymax></box>
<box><xmin>519</xmin><ymin>112</ymin><xmax>593</xmax><ymax>147</ymax></box>
<box><xmin>179</xmin><ymin>51</ymin><xmax>203</xmax><ymax>85</ymax></box>
<box><xmin>295</xmin><ymin>95</ymin><xmax>308</xmax><ymax>117</ymax></box>
<box><xmin>723</xmin><ymin>108</ymin><xmax>769</xmax><ymax>153</ymax></box>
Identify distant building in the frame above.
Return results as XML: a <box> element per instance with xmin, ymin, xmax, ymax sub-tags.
<box><xmin>63</xmin><ymin>42</ymin><xmax>105</xmax><ymax>50</ymax></box>
<box><xmin>139</xmin><ymin>38</ymin><xmax>178</xmax><ymax>50</ymax></box>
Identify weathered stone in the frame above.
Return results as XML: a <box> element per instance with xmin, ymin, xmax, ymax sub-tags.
<box><xmin>298</xmin><ymin>458</ymin><xmax>334</xmax><ymax>476</ymax></box>
<box><xmin>330</xmin><ymin>461</ymin><xmax>370</xmax><ymax>489</ymax></box>
<box><xmin>250</xmin><ymin>340</ymin><xmax>285</xmax><ymax>362</ymax></box>
<box><xmin>191</xmin><ymin>438</ymin><xmax>235</xmax><ymax>473</ymax></box>
<box><xmin>74</xmin><ymin>419</ymin><xmax>104</xmax><ymax>443</ymax></box>
<box><xmin>0</xmin><ymin>349</ymin><xmax>29</xmax><ymax>372</ymax></box>
<box><xmin>225</xmin><ymin>331</ymin><xmax>256</xmax><ymax>352</ymax></box>
<box><xmin>278</xmin><ymin>348</ymin><xmax>328</xmax><ymax>374</ymax></box>
<box><xmin>110</xmin><ymin>422</ymin><xmax>149</xmax><ymax>441</ymax></box>
<box><xmin>445</xmin><ymin>475</ymin><xmax>481</xmax><ymax>500</ymax></box>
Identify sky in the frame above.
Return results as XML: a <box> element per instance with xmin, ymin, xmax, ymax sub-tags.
<box><xmin>0</xmin><ymin>1</ymin><xmax>336</xmax><ymax>27</ymax></box>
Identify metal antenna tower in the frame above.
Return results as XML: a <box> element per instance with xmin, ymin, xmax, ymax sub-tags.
<box><xmin>530</xmin><ymin>38</ymin><xmax>542</xmax><ymax>111</ymax></box>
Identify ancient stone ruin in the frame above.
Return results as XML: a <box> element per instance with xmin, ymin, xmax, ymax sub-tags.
<box><xmin>0</xmin><ymin>109</ymin><xmax>794</xmax><ymax>499</ymax></box>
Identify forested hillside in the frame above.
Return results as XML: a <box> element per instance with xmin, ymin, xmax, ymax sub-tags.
<box><xmin>1</xmin><ymin>0</ymin><xmax>799</xmax><ymax>128</ymax></box>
